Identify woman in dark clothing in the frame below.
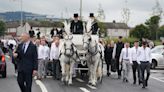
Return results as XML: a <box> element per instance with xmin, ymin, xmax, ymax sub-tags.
<box><xmin>104</xmin><ymin>41</ymin><xmax>114</xmax><ymax>76</ymax></box>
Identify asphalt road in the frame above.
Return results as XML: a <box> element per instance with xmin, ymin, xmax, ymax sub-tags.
<box><xmin>0</xmin><ymin>59</ymin><xmax>164</xmax><ymax>92</ymax></box>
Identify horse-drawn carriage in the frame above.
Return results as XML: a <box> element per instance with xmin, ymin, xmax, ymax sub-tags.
<box><xmin>59</xmin><ymin>20</ymin><xmax>104</xmax><ymax>86</ymax></box>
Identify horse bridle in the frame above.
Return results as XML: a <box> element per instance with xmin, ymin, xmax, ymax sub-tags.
<box><xmin>63</xmin><ymin>42</ymin><xmax>75</xmax><ymax>57</ymax></box>
<box><xmin>83</xmin><ymin>37</ymin><xmax>98</xmax><ymax>56</ymax></box>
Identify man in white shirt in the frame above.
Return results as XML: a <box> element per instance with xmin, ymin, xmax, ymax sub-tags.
<box><xmin>137</xmin><ymin>41</ymin><xmax>151</xmax><ymax>88</ymax></box>
<box><xmin>50</xmin><ymin>36</ymin><xmax>61</xmax><ymax>80</ymax></box>
<box><xmin>130</xmin><ymin>41</ymin><xmax>142</xmax><ymax>85</ymax></box>
<box><xmin>119</xmin><ymin>42</ymin><xmax>131</xmax><ymax>82</ymax></box>
<box><xmin>37</xmin><ymin>38</ymin><xmax>44</xmax><ymax>80</ymax></box>
<box><xmin>41</xmin><ymin>38</ymin><xmax>50</xmax><ymax>78</ymax></box>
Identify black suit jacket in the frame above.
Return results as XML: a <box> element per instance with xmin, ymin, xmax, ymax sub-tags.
<box><xmin>16</xmin><ymin>41</ymin><xmax>38</xmax><ymax>72</ymax></box>
<box><xmin>70</xmin><ymin>20</ymin><xmax>83</xmax><ymax>34</ymax></box>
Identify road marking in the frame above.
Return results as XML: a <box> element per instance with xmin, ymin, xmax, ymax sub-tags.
<box><xmin>87</xmin><ymin>84</ymin><xmax>97</xmax><ymax>89</ymax></box>
<box><xmin>76</xmin><ymin>78</ymin><xmax>85</xmax><ymax>82</ymax></box>
<box><xmin>79</xmin><ymin>87</ymin><xmax>90</xmax><ymax>92</ymax></box>
<box><xmin>35</xmin><ymin>80</ymin><xmax>48</xmax><ymax>92</ymax></box>
<box><xmin>151</xmin><ymin>76</ymin><xmax>164</xmax><ymax>83</ymax></box>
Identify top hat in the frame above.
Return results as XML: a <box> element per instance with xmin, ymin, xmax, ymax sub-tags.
<box><xmin>74</xmin><ymin>13</ymin><xmax>78</xmax><ymax>18</ymax></box>
<box><xmin>89</xmin><ymin>13</ymin><xmax>94</xmax><ymax>17</ymax></box>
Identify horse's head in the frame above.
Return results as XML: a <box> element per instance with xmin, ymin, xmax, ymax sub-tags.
<box><xmin>63</xmin><ymin>35</ymin><xmax>74</xmax><ymax>56</ymax></box>
<box><xmin>83</xmin><ymin>32</ymin><xmax>92</xmax><ymax>50</ymax></box>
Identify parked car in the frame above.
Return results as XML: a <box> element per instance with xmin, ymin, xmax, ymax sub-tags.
<box><xmin>0</xmin><ymin>48</ymin><xmax>6</xmax><ymax>78</ymax></box>
<box><xmin>151</xmin><ymin>45</ymin><xmax>164</xmax><ymax>69</ymax></box>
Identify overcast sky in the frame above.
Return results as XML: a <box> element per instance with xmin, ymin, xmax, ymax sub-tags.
<box><xmin>0</xmin><ymin>0</ymin><xmax>164</xmax><ymax>27</ymax></box>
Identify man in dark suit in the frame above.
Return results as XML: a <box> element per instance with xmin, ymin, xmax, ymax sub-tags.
<box><xmin>113</xmin><ymin>36</ymin><xmax>124</xmax><ymax>79</ymax></box>
<box><xmin>14</xmin><ymin>33</ymin><xmax>38</xmax><ymax>92</ymax></box>
<box><xmin>29</xmin><ymin>27</ymin><xmax>35</xmax><ymax>38</ymax></box>
<box><xmin>70</xmin><ymin>13</ymin><xmax>83</xmax><ymax>34</ymax></box>
<box><xmin>89</xmin><ymin>13</ymin><xmax>99</xmax><ymax>34</ymax></box>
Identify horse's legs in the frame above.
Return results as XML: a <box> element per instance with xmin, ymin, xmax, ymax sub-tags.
<box><xmin>92</xmin><ymin>59</ymin><xmax>100</xmax><ymax>86</ymax></box>
<box><xmin>65</xmin><ymin>64</ymin><xmax>70</xmax><ymax>83</ymax></box>
<box><xmin>60</xmin><ymin>60</ymin><xmax>65</xmax><ymax>82</ymax></box>
<box><xmin>68</xmin><ymin>62</ymin><xmax>74</xmax><ymax>85</ymax></box>
<box><xmin>88</xmin><ymin>63</ymin><xmax>92</xmax><ymax>84</ymax></box>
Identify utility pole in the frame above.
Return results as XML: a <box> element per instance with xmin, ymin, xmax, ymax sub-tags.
<box><xmin>80</xmin><ymin>0</ymin><xmax>82</xmax><ymax>20</ymax></box>
<box><xmin>20</xmin><ymin>0</ymin><xmax>23</xmax><ymax>27</ymax></box>
<box><xmin>122</xmin><ymin>0</ymin><xmax>130</xmax><ymax>37</ymax></box>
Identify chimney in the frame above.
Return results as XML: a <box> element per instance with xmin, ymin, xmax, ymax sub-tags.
<box><xmin>113</xmin><ymin>20</ymin><xmax>116</xmax><ymax>23</ymax></box>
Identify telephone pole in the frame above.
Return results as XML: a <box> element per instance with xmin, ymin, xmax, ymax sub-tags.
<box><xmin>80</xmin><ymin>0</ymin><xmax>82</xmax><ymax>20</ymax></box>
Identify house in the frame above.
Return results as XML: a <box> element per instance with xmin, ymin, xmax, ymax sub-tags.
<box><xmin>6</xmin><ymin>21</ymin><xmax>22</xmax><ymax>37</ymax></box>
<box><xmin>23</xmin><ymin>21</ymin><xmax>64</xmax><ymax>36</ymax></box>
<box><xmin>103</xmin><ymin>21</ymin><xmax>130</xmax><ymax>38</ymax></box>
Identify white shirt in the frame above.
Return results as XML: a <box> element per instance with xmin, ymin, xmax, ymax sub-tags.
<box><xmin>50</xmin><ymin>43</ymin><xmax>60</xmax><ymax>60</ymax></box>
<box><xmin>137</xmin><ymin>47</ymin><xmax>151</xmax><ymax>64</ymax></box>
<box><xmin>130</xmin><ymin>46</ymin><xmax>140</xmax><ymax>62</ymax></box>
<box><xmin>119</xmin><ymin>47</ymin><xmax>132</xmax><ymax>63</ymax></box>
<box><xmin>44</xmin><ymin>45</ymin><xmax>50</xmax><ymax>60</ymax></box>
<box><xmin>23</xmin><ymin>40</ymin><xmax>30</xmax><ymax>53</ymax></box>
<box><xmin>38</xmin><ymin>45</ymin><xmax>50</xmax><ymax>60</ymax></box>
<box><xmin>38</xmin><ymin>45</ymin><xmax>45</xmax><ymax>59</ymax></box>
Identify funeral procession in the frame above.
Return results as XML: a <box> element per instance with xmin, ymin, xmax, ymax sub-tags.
<box><xmin>0</xmin><ymin>0</ymin><xmax>164</xmax><ymax>92</ymax></box>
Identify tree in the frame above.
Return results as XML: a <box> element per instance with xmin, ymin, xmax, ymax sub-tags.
<box><xmin>0</xmin><ymin>21</ymin><xmax>6</xmax><ymax>37</ymax></box>
<box><xmin>158</xmin><ymin>25</ymin><xmax>164</xmax><ymax>38</ymax></box>
<box><xmin>96</xmin><ymin>4</ymin><xmax>106</xmax><ymax>22</ymax></box>
<box><xmin>130</xmin><ymin>24</ymin><xmax>150</xmax><ymax>39</ymax></box>
<box><xmin>145</xmin><ymin>15</ymin><xmax>160</xmax><ymax>40</ymax></box>
<box><xmin>121</xmin><ymin>0</ymin><xmax>130</xmax><ymax>25</ymax></box>
<box><xmin>152</xmin><ymin>0</ymin><xmax>163</xmax><ymax>17</ymax></box>
<box><xmin>98</xmin><ymin>22</ymin><xmax>107</xmax><ymax>37</ymax></box>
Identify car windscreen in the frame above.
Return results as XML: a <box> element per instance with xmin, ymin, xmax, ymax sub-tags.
<box><xmin>151</xmin><ymin>46</ymin><xmax>164</xmax><ymax>54</ymax></box>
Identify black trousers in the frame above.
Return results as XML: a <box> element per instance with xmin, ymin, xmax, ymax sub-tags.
<box><xmin>132</xmin><ymin>61</ymin><xmax>141</xmax><ymax>83</ymax></box>
<box><xmin>105</xmin><ymin>59</ymin><xmax>111</xmax><ymax>73</ymax></box>
<box><xmin>17</xmin><ymin>71</ymin><xmax>33</xmax><ymax>92</ymax></box>
<box><xmin>116</xmin><ymin>57</ymin><xmax>122</xmax><ymax>76</ymax></box>
<box><xmin>140</xmin><ymin>61</ymin><xmax>151</xmax><ymax>86</ymax></box>
<box><xmin>53</xmin><ymin>59</ymin><xmax>61</xmax><ymax>79</ymax></box>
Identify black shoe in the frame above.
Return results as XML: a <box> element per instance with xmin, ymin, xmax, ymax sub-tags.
<box><xmin>107</xmin><ymin>72</ymin><xmax>111</xmax><ymax>77</ymax></box>
<box><xmin>142</xmin><ymin>85</ymin><xmax>146</xmax><ymax>88</ymax></box>
<box><xmin>125</xmin><ymin>79</ymin><xmax>129</xmax><ymax>83</ymax></box>
<box><xmin>139</xmin><ymin>81</ymin><xmax>142</xmax><ymax>85</ymax></box>
<box><xmin>133</xmin><ymin>81</ymin><xmax>136</xmax><ymax>84</ymax></box>
<box><xmin>142</xmin><ymin>82</ymin><xmax>146</xmax><ymax>88</ymax></box>
<box><xmin>118</xmin><ymin>76</ymin><xmax>121</xmax><ymax>79</ymax></box>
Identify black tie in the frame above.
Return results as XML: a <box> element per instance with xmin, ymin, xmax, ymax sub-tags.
<box><xmin>22</xmin><ymin>43</ymin><xmax>26</xmax><ymax>53</ymax></box>
<box><xmin>126</xmin><ymin>48</ymin><xmax>128</xmax><ymax>57</ymax></box>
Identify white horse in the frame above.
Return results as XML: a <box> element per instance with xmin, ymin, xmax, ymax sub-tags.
<box><xmin>59</xmin><ymin>28</ymin><xmax>80</xmax><ymax>85</ymax></box>
<box><xmin>82</xmin><ymin>32</ymin><xmax>103</xmax><ymax>86</ymax></box>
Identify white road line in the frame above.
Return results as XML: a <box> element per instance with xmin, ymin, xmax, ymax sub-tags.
<box><xmin>35</xmin><ymin>80</ymin><xmax>48</xmax><ymax>92</ymax></box>
<box><xmin>151</xmin><ymin>76</ymin><xmax>164</xmax><ymax>83</ymax></box>
<box><xmin>76</xmin><ymin>78</ymin><xmax>85</xmax><ymax>82</ymax></box>
<box><xmin>87</xmin><ymin>84</ymin><xmax>97</xmax><ymax>90</ymax></box>
<box><xmin>79</xmin><ymin>87</ymin><xmax>90</xmax><ymax>92</ymax></box>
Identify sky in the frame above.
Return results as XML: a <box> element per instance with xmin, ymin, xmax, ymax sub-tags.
<box><xmin>0</xmin><ymin>0</ymin><xmax>164</xmax><ymax>27</ymax></box>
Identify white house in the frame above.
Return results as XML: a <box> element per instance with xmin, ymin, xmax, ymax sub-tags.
<box><xmin>6</xmin><ymin>21</ymin><xmax>63</xmax><ymax>37</ymax></box>
<box><xmin>23</xmin><ymin>21</ymin><xmax>63</xmax><ymax>37</ymax></box>
<box><xmin>104</xmin><ymin>21</ymin><xmax>130</xmax><ymax>38</ymax></box>
<box><xmin>6</xmin><ymin>21</ymin><xmax>22</xmax><ymax>36</ymax></box>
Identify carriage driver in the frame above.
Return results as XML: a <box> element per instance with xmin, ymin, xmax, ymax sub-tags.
<box><xmin>70</xmin><ymin>13</ymin><xmax>83</xmax><ymax>34</ymax></box>
<box><xmin>89</xmin><ymin>13</ymin><xmax>99</xmax><ymax>34</ymax></box>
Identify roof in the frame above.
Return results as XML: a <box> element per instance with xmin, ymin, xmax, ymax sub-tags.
<box><xmin>103</xmin><ymin>22</ymin><xmax>130</xmax><ymax>29</ymax></box>
<box><xmin>27</xmin><ymin>21</ymin><xmax>64</xmax><ymax>28</ymax></box>
<box><xmin>6</xmin><ymin>21</ymin><xmax>21</xmax><ymax>28</ymax></box>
